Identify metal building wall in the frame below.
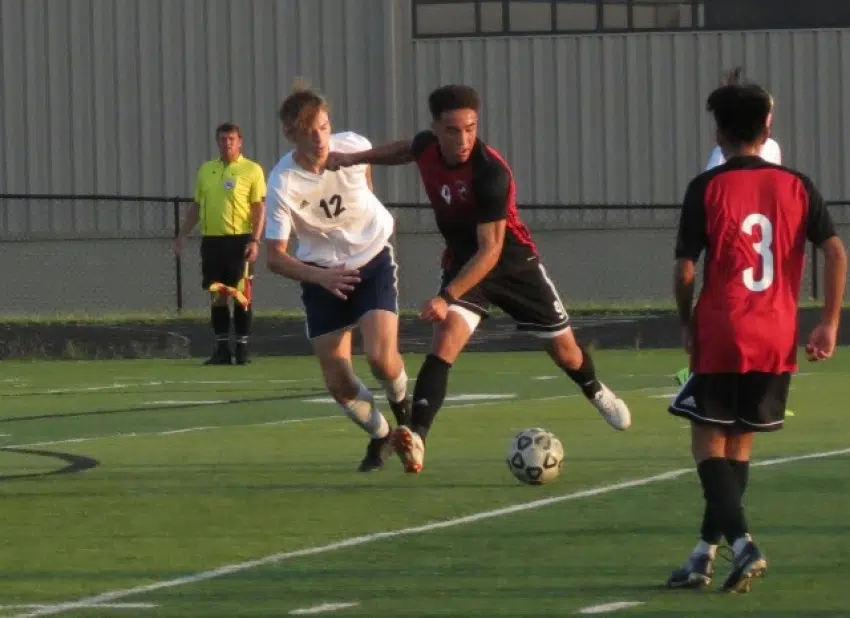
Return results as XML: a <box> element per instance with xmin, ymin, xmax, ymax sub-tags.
<box><xmin>410</xmin><ymin>29</ymin><xmax>850</xmax><ymax>206</ymax></box>
<box><xmin>1</xmin><ymin>0</ymin><xmax>849</xmax><ymax>239</ymax></box>
<box><xmin>0</xmin><ymin>0</ymin><xmax>416</xmax><ymax>237</ymax></box>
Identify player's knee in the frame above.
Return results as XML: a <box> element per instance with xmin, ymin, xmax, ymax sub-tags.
<box><xmin>364</xmin><ymin>348</ymin><xmax>398</xmax><ymax>381</ymax></box>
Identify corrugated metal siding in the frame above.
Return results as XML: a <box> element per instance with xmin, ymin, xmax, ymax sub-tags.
<box><xmin>1</xmin><ymin>0</ymin><xmax>849</xmax><ymax>238</ymax></box>
<box><xmin>410</xmin><ymin>29</ymin><xmax>850</xmax><ymax>206</ymax></box>
<box><xmin>0</xmin><ymin>0</ymin><xmax>412</xmax><ymax>236</ymax></box>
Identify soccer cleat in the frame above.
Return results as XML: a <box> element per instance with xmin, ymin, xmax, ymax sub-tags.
<box><xmin>234</xmin><ymin>342</ymin><xmax>250</xmax><ymax>365</ymax></box>
<box><xmin>665</xmin><ymin>553</ymin><xmax>714</xmax><ymax>589</ymax></box>
<box><xmin>590</xmin><ymin>384</ymin><xmax>631</xmax><ymax>430</ymax></box>
<box><xmin>392</xmin><ymin>425</ymin><xmax>425</xmax><ymax>474</ymax></box>
<box><xmin>203</xmin><ymin>346</ymin><xmax>232</xmax><ymax>365</ymax></box>
<box><xmin>388</xmin><ymin>397</ymin><xmax>412</xmax><ymax>428</ymax></box>
<box><xmin>722</xmin><ymin>542</ymin><xmax>767</xmax><ymax>593</ymax></box>
<box><xmin>357</xmin><ymin>434</ymin><xmax>393</xmax><ymax>472</ymax></box>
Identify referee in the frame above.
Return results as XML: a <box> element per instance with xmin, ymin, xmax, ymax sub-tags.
<box><xmin>174</xmin><ymin>122</ymin><xmax>267</xmax><ymax>365</ymax></box>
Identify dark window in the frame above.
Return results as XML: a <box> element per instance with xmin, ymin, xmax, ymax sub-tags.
<box><xmin>412</xmin><ymin>0</ymin><xmax>850</xmax><ymax>38</ymax></box>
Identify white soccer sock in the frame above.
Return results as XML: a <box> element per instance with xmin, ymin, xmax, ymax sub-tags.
<box><xmin>380</xmin><ymin>368</ymin><xmax>408</xmax><ymax>404</ymax></box>
<box><xmin>692</xmin><ymin>540</ymin><xmax>717</xmax><ymax>559</ymax></box>
<box><xmin>338</xmin><ymin>380</ymin><xmax>390</xmax><ymax>439</ymax></box>
<box><xmin>732</xmin><ymin>534</ymin><xmax>753</xmax><ymax>557</ymax></box>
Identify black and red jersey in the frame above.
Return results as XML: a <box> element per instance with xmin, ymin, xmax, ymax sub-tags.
<box><xmin>676</xmin><ymin>155</ymin><xmax>837</xmax><ymax>374</ymax></box>
<box><xmin>411</xmin><ymin>131</ymin><xmax>537</xmax><ymax>271</ymax></box>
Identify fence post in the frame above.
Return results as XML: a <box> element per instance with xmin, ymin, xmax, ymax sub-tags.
<box><xmin>810</xmin><ymin>241</ymin><xmax>819</xmax><ymax>300</ymax></box>
<box><xmin>172</xmin><ymin>198</ymin><xmax>184</xmax><ymax>312</ymax></box>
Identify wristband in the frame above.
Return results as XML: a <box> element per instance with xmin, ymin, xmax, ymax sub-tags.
<box><xmin>439</xmin><ymin>289</ymin><xmax>458</xmax><ymax>305</ymax></box>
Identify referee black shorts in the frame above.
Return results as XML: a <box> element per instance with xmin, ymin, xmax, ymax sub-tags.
<box><xmin>200</xmin><ymin>234</ymin><xmax>252</xmax><ymax>290</ymax></box>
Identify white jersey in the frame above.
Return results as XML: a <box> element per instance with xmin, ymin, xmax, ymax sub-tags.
<box><xmin>704</xmin><ymin>137</ymin><xmax>782</xmax><ymax>170</ymax></box>
<box><xmin>265</xmin><ymin>132</ymin><xmax>394</xmax><ymax>270</ymax></box>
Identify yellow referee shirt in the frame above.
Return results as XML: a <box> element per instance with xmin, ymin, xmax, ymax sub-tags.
<box><xmin>194</xmin><ymin>155</ymin><xmax>266</xmax><ymax>236</ymax></box>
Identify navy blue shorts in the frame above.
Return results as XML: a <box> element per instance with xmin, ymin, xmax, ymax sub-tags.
<box><xmin>301</xmin><ymin>246</ymin><xmax>398</xmax><ymax>340</ymax></box>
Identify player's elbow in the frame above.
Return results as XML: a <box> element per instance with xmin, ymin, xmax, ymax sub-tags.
<box><xmin>821</xmin><ymin>236</ymin><xmax>847</xmax><ymax>265</ymax></box>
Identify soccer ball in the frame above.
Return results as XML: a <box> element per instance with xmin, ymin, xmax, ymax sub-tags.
<box><xmin>506</xmin><ymin>427</ymin><xmax>564</xmax><ymax>485</ymax></box>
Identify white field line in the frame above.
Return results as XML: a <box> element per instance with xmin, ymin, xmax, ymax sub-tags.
<box><xmin>8</xmin><ymin>447</ymin><xmax>850</xmax><ymax>618</ymax></box>
<box><xmin>289</xmin><ymin>602</ymin><xmax>359</xmax><ymax>615</ymax></box>
<box><xmin>578</xmin><ymin>601</ymin><xmax>645</xmax><ymax>614</ymax></box>
<box><xmin>0</xmin><ymin>385</ymin><xmax>715</xmax><ymax>451</ymax></box>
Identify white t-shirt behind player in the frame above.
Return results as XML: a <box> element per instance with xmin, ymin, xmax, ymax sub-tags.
<box><xmin>265</xmin><ymin>132</ymin><xmax>394</xmax><ymax>270</ymax></box>
<box><xmin>704</xmin><ymin>137</ymin><xmax>782</xmax><ymax>170</ymax></box>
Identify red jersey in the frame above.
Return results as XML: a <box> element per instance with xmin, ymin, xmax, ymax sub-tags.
<box><xmin>676</xmin><ymin>155</ymin><xmax>836</xmax><ymax>374</ymax></box>
<box><xmin>411</xmin><ymin>131</ymin><xmax>537</xmax><ymax>272</ymax></box>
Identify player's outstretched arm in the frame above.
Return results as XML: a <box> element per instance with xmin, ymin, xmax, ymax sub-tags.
<box><xmin>265</xmin><ymin>240</ymin><xmax>361</xmax><ymax>300</ymax></box>
<box><xmin>806</xmin><ymin>236</ymin><xmax>847</xmax><ymax>361</ymax></box>
<box><xmin>326</xmin><ymin>140</ymin><xmax>414</xmax><ymax>170</ymax></box>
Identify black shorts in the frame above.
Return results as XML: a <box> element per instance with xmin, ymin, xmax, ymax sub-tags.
<box><xmin>441</xmin><ymin>258</ymin><xmax>570</xmax><ymax>337</ymax></box>
<box><xmin>669</xmin><ymin>372</ymin><xmax>791</xmax><ymax>432</ymax></box>
<box><xmin>200</xmin><ymin>235</ymin><xmax>252</xmax><ymax>290</ymax></box>
<box><xmin>301</xmin><ymin>246</ymin><xmax>398</xmax><ymax>340</ymax></box>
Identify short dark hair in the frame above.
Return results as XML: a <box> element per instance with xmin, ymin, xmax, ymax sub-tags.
<box><xmin>215</xmin><ymin>122</ymin><xmax>241</xmax><ymax>138</ymax></box>
<box><xmin>428</xmin><ymin>85</ymin><xmax>481</xmax><ymax>120</ymax></box>
<box><xmin>724</xmin><ymin>66</ymin><xmax>744</xmax><ymax>86</ymax></box>
<box><xmin>278</xmin><ymin>78</ymin><xmax>330</xmax><ymax>141</ymax></box>
<box><xmin>706</xmin><ymin>84</ymin><xmax>773</xmax><ymax>146</ymax></box>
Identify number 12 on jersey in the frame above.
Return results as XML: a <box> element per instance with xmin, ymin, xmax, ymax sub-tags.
<box><xmin>741</xmin><ymin>213</ymin><xmax>774</xmax><ymax>292</ymax></box>
<box><xmin>319</xmin><ymin>194</ymin><xmax>345</xmax><ymax>219</ymax></box>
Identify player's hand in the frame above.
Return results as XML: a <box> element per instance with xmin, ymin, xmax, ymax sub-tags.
<box><xmin>244</xmin><ymin>240</ymin><xmax>259</xmax><ymax>263</ymax></box>
<box><xmin>420</xmin><ymin>296</ymin><xmax>449</xmax><ymax>322</ymax></box>
<box><xmin>325</xmin><ymin>152</ymin><xmax>357</xmax><ymax>171</ymax></box>
<box><xmin>172</xmin><ymin>236</ymin><xmax>185</xmax><ymax>256</ymax></box>
<box><xmin>316</xmin><ymin>265</ymin><xmax>361</xmax><ymax>300</ymax></box>
<box><xmin>806</xmin><ymin>320</ymin><xmax>838</xmax><ymax>362</ymax></box>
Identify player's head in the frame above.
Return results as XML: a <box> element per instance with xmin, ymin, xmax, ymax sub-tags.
<box><xmin>706</xmin><ymin>83</ymin><xmax>772</xmax><ymax>157</ymax></box>
<box><xmin>278</xmin><ymin>78</ymin><xmax>331</xmax><ymax>161</ymax></box>
<box><xmin>215</xmin><ymin>123</ymin><xmax>243</xmax><ymax>162</ymax></box>
<box><xmin>724</xmin><ymin>66</ymin><xmax>776</xmax><ymax>131</ymax></box>
<box><xmin>428</xmin><ymin>84</ymin><xmax>481</xmax><ymax>165</ymax></box>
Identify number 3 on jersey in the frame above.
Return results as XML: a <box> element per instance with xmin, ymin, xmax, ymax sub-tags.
<box><xmin>741</xmin><ymin>213</ymin><xmax>774</xmax><ymax>292</ymax></box>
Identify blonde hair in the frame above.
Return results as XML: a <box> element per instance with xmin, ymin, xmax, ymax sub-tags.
<box><xmin>278</xmin><ymin>77</ymin><xmax>330</xmax><ymax>141</ymax></box>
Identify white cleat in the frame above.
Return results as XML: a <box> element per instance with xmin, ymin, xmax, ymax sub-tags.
<box><xmin>392</xmin><ymin>426</ymin><xmax>425</xmax><ymax>473</ymax></box>
<box><xmin>591</xmin><ymin>384</ymin><xmax>631</xmax><ymax>430</ymax></box>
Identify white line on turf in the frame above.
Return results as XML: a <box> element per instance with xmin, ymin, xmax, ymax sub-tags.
<box><xmin>578</xmin><ymin>601</ymin><xmax>645</xmax><ymax>614</ymax></box>
<box><xmin>0</xmin><ymin>393</ymin><xmax>577</xmax><ymax>450</ymax></box>
<box><xmin>289</xmin><ymin>602</ymin><xmax>359</xmax><ymax>615</ymax></box>
<box><xmin>143</xmin><ymin>400</ymin><xmax>228</xmax><ymax>406</ymax></box>
<box><xmin>0</xmin><ymin>605</ymin><xmax>155</xmax><ymax>611</ymax></box>
<box><xmin>9</xmin><ymin>447</ymin><xmax>850</xmax><ymax>618</ymax></box>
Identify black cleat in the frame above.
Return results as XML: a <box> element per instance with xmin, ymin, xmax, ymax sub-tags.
<box><xmin>389</xmin><ymin>397</ymin><xmax>412</xmax><ymax>427</ymax></box>
<box><xmin>234</xmin><ymin>342</ymin><xmax>250</xmax><ymax>365</ymax></box>
<box><xmin>203</xmin><ymin>346</ymin><xmax>232</xmax><ymax>365</ymax></box>
<box><xmin>357</xmin><ymin>434</ymin><xmax>392</xmax><ymax>472</ymax></box>
<box><xmin>722</xmin><ymin>542</ymin><xmax>767</xmax><ymax>593</ymax></box>
<box><xmin>665</xmin><ymin>553</ymin><xmax>714</xmax><ymax>589</ymax></box>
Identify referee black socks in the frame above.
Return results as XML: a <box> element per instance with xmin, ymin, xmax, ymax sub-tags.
<box><xmin>211</xmin><ymin>305</ymin><xmax>231</xmax><ymax>345</ymax></box>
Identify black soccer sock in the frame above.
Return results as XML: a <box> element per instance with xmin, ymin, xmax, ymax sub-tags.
<box><xmin>211</xmin><ymin>305</ymin><xmax>231</xmax><ymax>347</ymax></box>
<box><xmin>410</xmin><ymin>354</ymin><xmax>452</xmax><ymax>440</ymax></box>
<box><xmin>233</xmin><ymin>304</ymin><xmax>252</xmax><ymax>343</ymax></box>
<box><xmin>700</xmin><ymin>503</ymin><xmax>723</xmax><ymax>546</ymax></box>
<box><xmin>562</xmin><ymin>345</ymin><xmax>602</xmax><ymax>399</ymax></box>
<box><xmin>697</xmin><ymin>457</ymin><xmax>749</xmax><ymax>546</ymax></box>
<box><xmin>729</xmin><ymin>459</ymin><xmax>750</xmax><ymax>496</ymax></box>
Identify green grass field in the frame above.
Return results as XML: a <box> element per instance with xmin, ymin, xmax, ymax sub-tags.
<box><xmin>1</xmin><ymin>349</ymin><xmax>848</xmax><ymax>617</ymax></box>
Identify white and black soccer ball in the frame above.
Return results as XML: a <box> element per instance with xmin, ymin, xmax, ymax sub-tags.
<box><xmin>506</xmin><ymin>427</ymin><xmax>564</xmax><ymax>485</ymax></box>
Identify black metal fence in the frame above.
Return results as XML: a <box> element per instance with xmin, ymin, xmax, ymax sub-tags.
<box><xmin>0</xmin><ymin>193</ymin><xmax>846</xmax><ymax>314</ymax></box>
